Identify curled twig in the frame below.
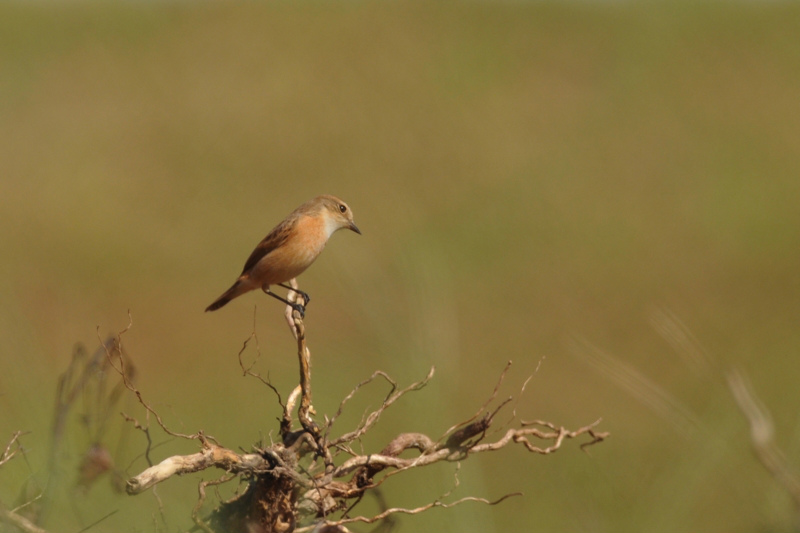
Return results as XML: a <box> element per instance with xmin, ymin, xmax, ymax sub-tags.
<box><xmin>238</xmin><ymin>306</ymin><xmax>286</xmax><ymax>410</ymax></box>
<box><xmin>437</xmin><ymin>361</ymin><xmax>511</xmax><ymax>448</ymax></box>
<box><xmin>295</xmin><ymin>492</ymin><xmax>522</xmax><ymax>533</ymax></box>
<box><xmin>325</xmin><ymin>371</ymin><xmax>397</xmax><ymax>439</ymax></box>
<box><xmin>329</xmin><ymin>366</ymin><xmax>435</xmax><ymax>448</ymax></box>
<box><xmin>0</xmin><ymin>431</ymin><xmax>26</xmax><ymax>469</ymax></box>
<box><xmin>97</xmin><ymin>312</ymin><xmax>213</xmax><ymax>443</ymax></box>
<box><xmin>194</xmin><ymin>474</ymin><xmax>237</xmax><ymax>533</ymax></box>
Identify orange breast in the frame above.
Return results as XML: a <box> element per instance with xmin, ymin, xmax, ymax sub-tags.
<box><xmin>251</xmin><ymin>215</ymin><xmax>328</xmax><ymax>285</ymax></box>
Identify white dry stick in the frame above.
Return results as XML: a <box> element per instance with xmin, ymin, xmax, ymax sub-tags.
<box><xmin>0</xmin><ymin>509</ymin><xmax>48</xmax><ymax>533</ymax></box>
<box><xmin>127</xmin><ymin>444</ymin><xmax>267</xmax><ymax>495</ymax></box>
<box><xmin>728</xmin><ymin>369</ymin><xmax>800</xmax><ymax>508</ymax></box>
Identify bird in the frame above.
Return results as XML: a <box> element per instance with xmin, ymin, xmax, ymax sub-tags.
<box><xmin>205</xmin><ymin>195</ymin><xmax>360</xmax><ymax>315</ymax></box>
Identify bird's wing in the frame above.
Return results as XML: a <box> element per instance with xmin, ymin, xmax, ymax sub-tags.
<box><xmin>240</xmin><ymin>219</ymin><xmax>292</xmax><ymax>275</ymax></box>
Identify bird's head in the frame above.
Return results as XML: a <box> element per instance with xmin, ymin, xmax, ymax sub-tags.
<box><xmin>318</xmin><ymin>195</ymin><xmax>361</xmax><ymax>237</ymax></box>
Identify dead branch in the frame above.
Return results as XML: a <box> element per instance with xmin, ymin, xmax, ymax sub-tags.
<box><xmin>293</xmin><ymin>312</ymin><xmax>316</xmax><ymax>436</ymax></box>
<box><xmin>0</xmin><ymin>432</ymin><xmax>48</xmax><ymax>533</ymax></box>
<box><xmin>326</xmin><ymin>418</ymin><xmax>605</xmax><ymax>481</ymax></box>
<box><xmin>0</xmin><ymin>508</ymin><xmax>49</xmax><ymax>533</ymax></box>
<box><xmin>121</xmin><ymin>292</ymin><xmax>607</xmax><ymax>532</ymax></box>
<box><xmin>126</xmin><ymin>359</ymin><xmax>606</xmax><ymax>531</ymax></box>
<box><xmin>126</xmin><ymin>441</ymin><xmax>303</xmax><ymax>495</ymax></box>
<box><xmin>0</xmin><ymin>431</ymin><xmax>26</xmax><ymax>469</ymax></box>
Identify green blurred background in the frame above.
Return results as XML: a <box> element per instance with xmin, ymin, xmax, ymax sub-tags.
<box><xmin>2</xmin><ymin>1</ymin><xmax>800</xmax><ymax>532</ymax></box>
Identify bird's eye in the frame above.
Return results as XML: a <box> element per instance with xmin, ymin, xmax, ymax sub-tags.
<box><xmin>339</xmin><ymin>204</ymin><xmax>347</xmax><ymax>213</ymax></box>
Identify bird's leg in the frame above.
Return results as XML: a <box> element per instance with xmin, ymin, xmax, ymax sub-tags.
<box><xmin>263</xmin><ymin>286</ymin><xmax>305</xmax><ymax>318</ymax></box>
<box><xmin>277</xmin><ymin>282</ymin><xmax>310</xmax><ymax>306</ymax></box>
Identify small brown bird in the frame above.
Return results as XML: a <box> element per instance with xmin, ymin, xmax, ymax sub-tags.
<box><xmin>205</xmin><ymin>195</ymin><xmax>360</xmax><ymax>315</ymax></box>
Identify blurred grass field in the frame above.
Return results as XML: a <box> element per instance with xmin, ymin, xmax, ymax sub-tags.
<box><xmin>2</xmin><ymin>1</ymin><xmax>800</xmax><ymax>532</ymax></box>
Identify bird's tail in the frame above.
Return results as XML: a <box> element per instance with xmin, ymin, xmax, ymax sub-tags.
<box><xmin>205</xmin><ymin>280</ymin><xmax>246</xmax><ymax>312</ymax></box>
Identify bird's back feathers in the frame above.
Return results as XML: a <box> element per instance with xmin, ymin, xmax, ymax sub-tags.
<box><xmin>240</xmin><ymin>218</ymin><xmax>292</xmax><ymax>275</ymax></box>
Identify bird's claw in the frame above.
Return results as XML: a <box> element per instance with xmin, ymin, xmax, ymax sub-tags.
<box><xmin>292</xmin><ymin>303</ymin><xmax>306</xmax><ymax>318</ymax></box>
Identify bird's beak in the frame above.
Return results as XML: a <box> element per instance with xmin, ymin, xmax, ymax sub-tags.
<box><xmin>349</xmin><ymin>222</ymin><xmax>362</xmax><ymax>235</ymax></box>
